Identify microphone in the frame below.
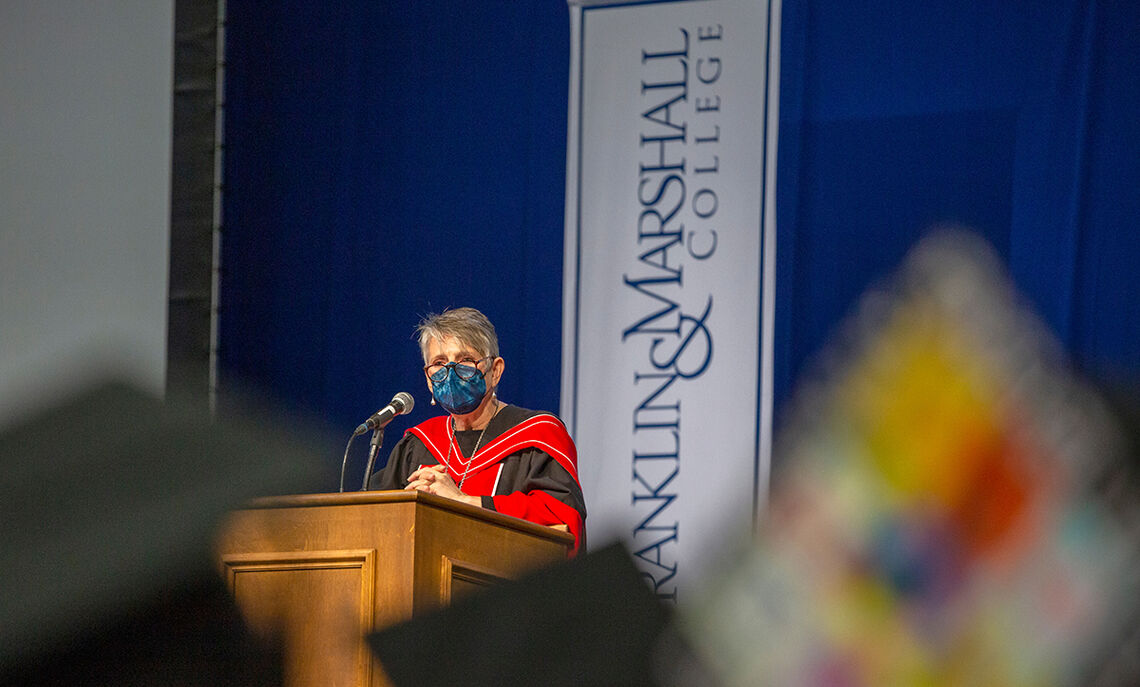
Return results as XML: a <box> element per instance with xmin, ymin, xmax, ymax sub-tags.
<box><xmin>354</xmin><ymin>392</ymin><xmax>414</xmax><ymax>436</ymax></box>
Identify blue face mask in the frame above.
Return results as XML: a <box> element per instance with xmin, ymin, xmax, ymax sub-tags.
<box><xmin>431</xmin><ymin>366</ymin><xmax>489</xmax><ymax>415</ymax></box>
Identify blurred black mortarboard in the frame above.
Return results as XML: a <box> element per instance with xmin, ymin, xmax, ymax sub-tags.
<box><xmin>0</xmin><ymin>381</ymin><xmax>327</xmax><ymax>685</ymax></box>
<box><xmin>368</xmin><ymin>541</ymin><xmax>709</xmax><ymax>687</ymax></box>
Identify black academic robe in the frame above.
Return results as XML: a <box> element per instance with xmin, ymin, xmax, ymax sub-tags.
<box><xmin>368</xmin><ymin>404</ymin><xmax>586</xmax><ymax>553</ymax></box>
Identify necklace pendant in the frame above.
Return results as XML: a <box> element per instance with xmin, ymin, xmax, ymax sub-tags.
<box><xmin>447</xmin><ymin>401</ymin><xmax>502</xmax><ymax>496</ymax></box>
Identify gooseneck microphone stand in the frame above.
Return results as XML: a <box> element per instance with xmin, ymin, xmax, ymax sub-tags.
<box><xmin>337</xmin><ymin>427</ymin><xmax>386</xmax><ymax>493</ymax></box>
<box><xmin>361</xmin><ymin>427</ymin><xmax>384</xmax><ymax>491</ymax></box>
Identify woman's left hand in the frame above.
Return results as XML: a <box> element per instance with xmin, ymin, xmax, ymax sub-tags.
<box><xmin>404</xmin><ymin>464</ymin><xmax>481</xmax><ymax>507</ymax></box>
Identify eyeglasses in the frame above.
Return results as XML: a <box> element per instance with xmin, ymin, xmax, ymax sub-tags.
<box><xmin>424</xmin><ymin>357</ymin><xmax>493</xmax><ymax>383</ymax></box>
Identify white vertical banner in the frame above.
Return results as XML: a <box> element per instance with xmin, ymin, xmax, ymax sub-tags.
<box><xmin>562</xmin><ymin>0</ymin><xmax>779</xmax><ymax>601</ymax></box>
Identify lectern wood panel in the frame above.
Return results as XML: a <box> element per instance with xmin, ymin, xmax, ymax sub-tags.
<box><xmin>215</xmin><ymin>491</ymin><xmax>573</xmax><ymax>687</ymax></box>
<box><xmin>224</xmin><ymin>550</ymin><xmax>376</xmax><ymax>687</ymax></box>
<box><xmin>440</xmin><ymin>556</ymin><xmax>509</xmax><ymax>605</ymax></box>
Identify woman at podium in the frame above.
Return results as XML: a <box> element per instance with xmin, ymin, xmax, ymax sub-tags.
<box><xmin>367</xmin><ymin>307</ymin><xmax>586</xmax><ymax>554</ymax></box>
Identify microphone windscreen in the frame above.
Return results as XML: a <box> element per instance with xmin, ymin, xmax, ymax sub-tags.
<box><xmin>393</xmin><ymin>392</ymin><xmax>414</xmax><ymax>414</ymax></box>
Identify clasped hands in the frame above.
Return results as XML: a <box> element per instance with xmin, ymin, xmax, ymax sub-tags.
<box><xmin>405</xmin><ymin>464</ymin><xmax>481</xmax><ymax>507</ymax></box>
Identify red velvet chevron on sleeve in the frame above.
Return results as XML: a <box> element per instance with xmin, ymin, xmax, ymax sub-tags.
<box><xmin>493</xmin><ymin>490</ymin><xmax>585</xmax><ymax>556</ymax></box>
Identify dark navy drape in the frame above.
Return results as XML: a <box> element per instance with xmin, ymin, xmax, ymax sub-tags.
<box><xmin>222</xmin><ymin>0</ymin><xmax>1140</xmax><ymax>488</ymax></box>
<box><xmin>221</xmin><ymin>2</ymin><xmax>570</xmax><ymax>487</ymax></box>
<box><xmin>775</xmin><ymin>0</ymin><xmax>1140</xmax><ymax>416</ymax></box>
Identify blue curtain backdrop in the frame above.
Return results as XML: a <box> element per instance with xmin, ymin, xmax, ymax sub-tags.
<box><xmin>221</xmin><ymin>0</ymin><xmax>1139</xmax><ymax>489</ymax></box>
<box><xmin>220</xmin><ymin>1</ymin><xmax>571</xmax><ymax>489</ymax></box>
<box><xmin>774</xmin><ymin>0</ymin><xmax>1140</xmax><ymax>416</ymax></box>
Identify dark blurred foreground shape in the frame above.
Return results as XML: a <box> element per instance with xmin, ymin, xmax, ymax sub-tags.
<box><xmin>368</xmin><ymin>541</ymin><xmax>714</xmax><ymax>687</ymax></box>
<box><xmin>0</xmin><ymin>381</ymin><xmax>327</xmax><ymax>685</ymax></box>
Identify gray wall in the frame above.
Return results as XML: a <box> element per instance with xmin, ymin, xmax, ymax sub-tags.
<box><xmin>0</xmin><ymin>1</ymin><xmax>174</xmax><ymax>425</ymax></box>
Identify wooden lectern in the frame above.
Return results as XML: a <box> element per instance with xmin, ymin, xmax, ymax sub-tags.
<box><xmin>215</xmin><ymin>490</ymin><xmax>574</xmax><ymax>687</ymax></box>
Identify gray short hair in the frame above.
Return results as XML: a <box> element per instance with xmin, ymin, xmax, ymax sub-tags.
<box><xmin>416</xmin><ymin>307</ymin><xmax>500</xmax><ymax>363</ymax></box>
